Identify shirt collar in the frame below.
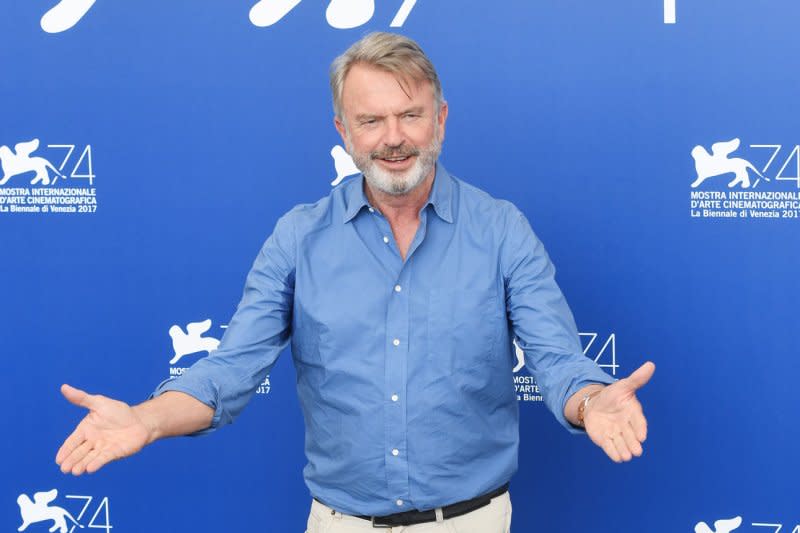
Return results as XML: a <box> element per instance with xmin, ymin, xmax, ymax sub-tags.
<box><xmin>342</xmin><ymin>163</ymin><xmax>454</xmax><ymax>224</ymax></box>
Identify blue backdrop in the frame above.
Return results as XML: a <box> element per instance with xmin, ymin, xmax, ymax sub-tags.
<box><xmin>2</xmin><ymin>1</ymin><xmax>798</xmax><ymax>532</ymax></box>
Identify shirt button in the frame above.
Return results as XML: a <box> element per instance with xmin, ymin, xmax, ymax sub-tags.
<box><xmin>391</xmin><ymin>394</ymin><xmax>399</xmax><ymax>402</ymax></box>
<box><xmin>392</xmin><ymin>449</ymin><xmax>399</xmax><ymax>456</ymax></box>
<box><xmin>396</xmin><ymin>500</ymin><xmax>404</xmax><ymax>507</ymax></box>
<box><xmin>383</xmin><ymin>236</ymin><xmax>389</xmax><ymax>243</ymax></box>
<box><xmin>394</xmin><ymin>285</ymin><xmax>402</xmax><ymax>292</ymax></box>
<box><xmin>392</xmin><ymin>338</ymin><xmax>400</xmax><ymax>346</ymax></box>
<box><xmin>368</xmin><ymin>207</ymin><xmax>374</xmax><ymax>213</ymax></box>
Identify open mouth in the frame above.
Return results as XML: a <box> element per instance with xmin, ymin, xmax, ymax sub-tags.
<box><xmin>376</xmin><ymin>155</ymin><xmax>416</xmax><ymax>171</ymax></box>
<box><xmin>374</xmin><ymin>150</ymin><xmax>419</xmax><ymax>167</ymax></box>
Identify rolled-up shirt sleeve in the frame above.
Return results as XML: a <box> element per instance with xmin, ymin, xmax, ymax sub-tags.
<box><xmin>149</xmin><ymin>212</ymin><xmax>296</xmax><ymax>436</ymax></box>
<box><xmin>502</xmin><ymin>208</ymin><xmax>616</xmax><ymax>434</ymax></box>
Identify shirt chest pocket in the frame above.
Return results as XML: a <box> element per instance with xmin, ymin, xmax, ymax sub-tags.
<box><xmin>427</xmin><ymin>288</ymin><xmax>504</xmax><ymax>371</ymax></box>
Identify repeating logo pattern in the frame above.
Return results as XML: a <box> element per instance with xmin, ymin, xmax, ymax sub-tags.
<box><xmin>17</xmin><ymin>489</ymin><xmax>112</xmax><ymax>533</ymax></box>
<box><xmin>168</xmin><ymin>318</ymin><xmax>225</xmax><ymax>377</ymax></box>
<box><xmin>0</xmin><ymin>139</ymin><xmax>63</xmax><ymax>186</ymax></box>
<box><xmin>513</xmin><ymin>332</ymin><xmax>620</xmax><ymax>403</ymax></box>
<box><xmin>17</xmin><ymin>489</ymin><xmax>81</xmax><ymax>533</ymax></box>
<box><xmin>0</xmin><ymin>139</ymin><xmax>97</xmax><ymax>215</ymax></box>
<box><xmin>665</xmin><ymin>0</ymin><xmax>676</xmax><ymax>24</ymax></box>
<box><xmin>169</xmin><ymin>319</ymin><xmax>221</xmax><ymax>366</ymax></box>
<box><xmin>691</xmin><ymin>139</ymin><xmax>767</xmax><ymax>189</ymax></box>
<box><xmin>330</xmin><ymin>145</ymin><xmax>360</xmax><ymax>186</ymax></box>
<box><xmin>32</xmin><ymin>0</ymin><xmax>679</xmax><ymax>32</ymax></box>
<box><xmin>696</xmin><ymin>516</ymin><xmax>743</xmax><ymax>533</ymax></box>
<box><xmin>166</xmin><ymin>317</ymin><xmax>271</xmax><ymax>395</ymax></box>
<box><xmin>37</xmin><ymin>0</ymin><xmax>418</xmax><ymax>33</ymax></box>
<box><xmin>695</xmin><ymin>517</ymin><xmax>800</xmax><ymax>533</ymax></box>
<box><xmin>689</xmin><ymin>139</ymin><xmax>800</xmax><ymax>220</ymax></box>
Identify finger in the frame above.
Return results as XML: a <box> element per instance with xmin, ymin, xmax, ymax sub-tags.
<box><xmin>629</xmin><ymin>408</ymin><xmax>648</xmax><ymax>442</ymax></box>
<box><xmin>600</xmin><ymin>435</ymin><xmax>622</xmax><ymax>463</ymax></box>
<box><xmin>86</xmin><ymin>449</ymin><xmax>115</xmax><ymax>474</ymax></box>
<box><xmin>73</xmin><ymin>447</ymin><xmax>102</xmax><ymax>476</ymax></box>
<box><xmin>612</xmin><ymin>432</ymin><xmax>633</xmax><ymax>462</ymax></box>
<box><xmin>61</xmin><ymin>383</ymin><xmax>97</xmax><ymax>410</ymax></box>
<box><xmin>56</xmin><ymin>427</ymin><xmax>86</xmax><ymax>464</ymax></box>
<box><xmin>60</xmin><ymin>440</ymin><xmax>93</xmax><ymax>474</ymax></box>
<box><xmin>624</xmin><ymin>361</ymin><xmax>655</xmax><ymax>391</ymax></box>
<box><xmin>621</xmin><ymin>423</ymin><xmax>643</xmax><ymax>457</ymax></box>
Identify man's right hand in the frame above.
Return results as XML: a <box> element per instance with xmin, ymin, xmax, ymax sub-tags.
<box><xmin>55</xmin><ymin>384</ymin><xmax>152</xmax><ymax>476</ymax></box>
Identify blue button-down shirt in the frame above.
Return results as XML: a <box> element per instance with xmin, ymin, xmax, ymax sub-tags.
<box><xmin>151</xmin><ymin>163</ymin><xmax>615</xmax><ymax>516</ymax></box>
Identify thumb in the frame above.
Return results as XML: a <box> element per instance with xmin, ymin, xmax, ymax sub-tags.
<box><xmin>61</xmin><ymin>383</ymin><xmax>96</xmax><ymax>410</ymax></box>
<box><xmin>624</xmin><ymin>361</ymin><xmax>656</xmax><ymax>391</ymax></box>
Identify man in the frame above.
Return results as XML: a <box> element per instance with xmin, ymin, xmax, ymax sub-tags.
<box><xmin>56</xmin><ymin>32</ymin><xmax>655</xmax><ymax>532</ymax></box>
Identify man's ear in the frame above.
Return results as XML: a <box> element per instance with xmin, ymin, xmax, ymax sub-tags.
<box><xmin>437</xmin><ymin>101</ymin><xmax>449</xmax><ymax>143</ymax></box>
<box><xmin>334</xmin><ymin>116</ymin><xmax>349</xmax><ymax>152</ymax></box>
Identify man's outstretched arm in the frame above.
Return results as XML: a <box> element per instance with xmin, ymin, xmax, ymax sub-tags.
<box><xmin>56</xmin><ymin>212</ymin><xmax>299</xmax><ymax>476</ymax></box>
<box><xmin>500</xmin><ymin>207</ymin><xmax>655</xmax><ymax>462</ymax></box>
<box><xmin>55</xmin><ymin>384</ymin><xmax>213</xmax><ymax>476</ymax></box>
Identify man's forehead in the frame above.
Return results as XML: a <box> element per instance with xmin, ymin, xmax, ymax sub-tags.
<box><xmin>341</xmin><ymin>63</ymin><xmax>434</xmax><ymax>111</ymax></box>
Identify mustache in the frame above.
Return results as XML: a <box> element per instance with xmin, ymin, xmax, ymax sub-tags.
<box><xmin>370</xmin><ymin>146</ymin><xmax>421</xmax><ymax>160</ymax></box>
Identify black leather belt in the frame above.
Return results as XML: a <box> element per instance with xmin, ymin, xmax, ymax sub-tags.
<box><xmin>343</xmin><ymin>482</ymin><xmax>510</xmax><ymax>528</ymax></box>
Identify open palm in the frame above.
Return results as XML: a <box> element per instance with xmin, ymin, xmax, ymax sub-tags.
<box><xmin>55</xmin><ymin>384</ymin><xmax>150</xmax><ymax>475</ymax></box>
<box><xmin>584</xmin><ymin>361</ymin><xmax>655</xmax><ymax>463</ymax></box>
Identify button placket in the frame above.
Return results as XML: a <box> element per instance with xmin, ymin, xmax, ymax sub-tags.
<box><xmin>384</xmin><ymin>269</ymin><xmax>410</xmax><ymax>509</ymax></box>
<box><xmin>372</xmin><ymin>214</ymin><xmax>397</xmax><ymax>260</ymax></box>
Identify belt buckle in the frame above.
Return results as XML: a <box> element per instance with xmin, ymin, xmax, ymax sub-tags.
<box><xmin>371</xmin><ymin>516</ymin><xmax>394</xmax><ymax>528</ymax></box>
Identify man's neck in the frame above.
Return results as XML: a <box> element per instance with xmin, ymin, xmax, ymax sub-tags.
<box><xmin>363</xmin><ymin>167</ymin><xmax>436</xmax><ymax>225</ymax></box>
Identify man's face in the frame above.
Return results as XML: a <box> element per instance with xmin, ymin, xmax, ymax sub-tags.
<box><xmin>334</xmin><ymin>63</ymin><xmax>448</xmax><ymax>196</ymax></box>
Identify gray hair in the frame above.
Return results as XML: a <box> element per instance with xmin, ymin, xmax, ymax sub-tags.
<box><xmin>330</xmin><ymin>32</ymin><xmax>444</xmax><ymax>119</ymax></box>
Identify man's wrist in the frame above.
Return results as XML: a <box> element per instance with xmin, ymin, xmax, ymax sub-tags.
<box><xmin>577</xmin><ymin>389</ymin><xmax>603</xmax><ymax>428</ymax></box>
<box><xmin>566</xmin><ymin>384</ymin><xmax>605</xmax><ymax>428</ymax></box>
<box><xmin>132</xmin><ymin>401</ymin><xmax>162</xmax><ymax>445</ymax></box>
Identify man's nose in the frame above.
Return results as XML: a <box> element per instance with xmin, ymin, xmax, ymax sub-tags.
<box><xmin>382</xmin><ymin>117</ymin><xmax>406</xmax><ymax>147</ymax></box>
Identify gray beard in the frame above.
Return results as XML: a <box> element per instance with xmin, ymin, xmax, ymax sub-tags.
<box><xmin>349</xmin><ymin>134</ymin><xmax>442</xmax><ymax>197</ymax></box>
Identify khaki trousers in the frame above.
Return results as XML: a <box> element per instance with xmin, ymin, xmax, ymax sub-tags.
<box><xmin>305</xmin><ymin>492</ymin><xmax>512</xmax><ymax>533</ymax></box>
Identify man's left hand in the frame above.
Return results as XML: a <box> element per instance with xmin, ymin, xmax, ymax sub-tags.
<box><xmin>584</xmin><ymin>361</ymin><xmax>655</xmax><ymax>463</ymax></box>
